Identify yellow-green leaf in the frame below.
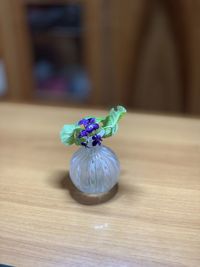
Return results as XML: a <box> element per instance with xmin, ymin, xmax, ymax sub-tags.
<box><xmin>60</xmin><ymin>124</ymin><xmax>76</xmax><ymax>145</ymax></box>
<box><xmin>102</xmin><ymin>106</ymin><xmax>126</xmax><ymax>138</ymax></box>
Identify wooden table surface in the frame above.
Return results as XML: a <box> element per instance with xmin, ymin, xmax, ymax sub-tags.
<box><xmin>0</xmin><ymin>103</ymin><xmax>200</xmax><ymax>267</ymax></box>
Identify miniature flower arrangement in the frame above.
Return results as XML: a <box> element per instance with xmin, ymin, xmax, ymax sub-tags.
<box><xmin>60</xmin><ymin>105</ymin><xmax>126</xmax><ymax>195</ymax></box>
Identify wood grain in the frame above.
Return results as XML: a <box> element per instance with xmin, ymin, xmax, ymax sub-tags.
<box><xmin>83</xmin><ymin>0</ymin><xmax>105</xmax><ymax>106</ymax></box>
<box><xmin>133</xmin><ymin>0</ymin><xmax>183</xmax><ymax>112</ymax></box>
<box><xmin>0</xmin><ymin>103</ymin><xmax>200</xmax><ymax>267</ymax></box>
<box><xmin>180</xmin><ymin>0</ymin><xmax>200</xmax><ymax>114</ymax></box>
<box><xmin>109</xmin><ymin>0</ymin><xmax>147</xmax><ymax>105</ymax></box>
<box><xmin>0</xmin><ymin>0</ymin><xmax>33</xmax><ymax>100</ymax></box>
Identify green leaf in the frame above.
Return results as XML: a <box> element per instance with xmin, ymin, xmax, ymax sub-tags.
<box><xmin>95</xmin><ymin>116</ymin><xmax>105</xmax><ymax>123</ymax></box>
<box><xmin>60</xmin><ymin>124</ymin><xmax>76</xmax><ymax>146</ymax></box>
<box><xmin>102</xmin><ymin>105</ymin><xmax>126</xmax><ymax>138</ymax></box>
<box><xmin>103</xmin><ymin>124</ymin><xmax>119</xmax><ymax>138</ymax></box>
<box><xmin>74</xmin><ymin>137</ymin><xmax>85</xmax><ymax>146</ymax></box>
<box><xmin>74</xmin><ymin>128</ymin><xmax>85</xmax><ymax>145</ymax></box>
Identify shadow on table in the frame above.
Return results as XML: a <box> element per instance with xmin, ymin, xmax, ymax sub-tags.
<box><xmin>48</xmin><ymin>169</ymin><xmax>138</xmax><ymax>205</ymax></box>
<box><xmin>49</xmin><ymin>170</ymin><xmax>119</xmax><ymax>205</ymax></box>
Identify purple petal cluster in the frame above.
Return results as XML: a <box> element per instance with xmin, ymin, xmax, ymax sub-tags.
<box><xmin>78</xmin><ymin>118</ymin><xmax>95</xmax><ymax>127</ymax></box>
<box><xmin>92</xmin><ymin>134</ymin><xmax>102</xmax><ymax>146</ymax></box>
<box><xmin>78</xmin><ymin>130</ymin><xmax>88</xmax><ymax>138</ymax></box>
<box><xmin>77</xmin><ymin>117</ymin><xmax>102</xmax><ymax>147</ymax></box>
<box><xmin>85</xmin><ymin>123</ymin><xmax>99</xmax><ymax>133</ymax></box>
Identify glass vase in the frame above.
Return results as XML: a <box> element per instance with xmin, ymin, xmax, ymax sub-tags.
<box><xmin>69</xmin><ymin>145</ymin><xmax>120</xmax><ymax>194</ymax></box>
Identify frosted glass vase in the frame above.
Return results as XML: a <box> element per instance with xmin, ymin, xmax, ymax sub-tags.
<box><xmin>69</xmin><ymin>145</ymin><xmax>120</xmax><ymax>194</ymax></box>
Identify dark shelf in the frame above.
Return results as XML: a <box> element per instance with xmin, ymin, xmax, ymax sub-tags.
<box><xmin>32</xmin><ymin>27</ymin><xmax>82</xmax><ymax>39</ymax></box>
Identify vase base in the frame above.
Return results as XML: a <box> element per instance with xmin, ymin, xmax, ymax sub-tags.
<box><xmin>68</xmin><ymin>175</ymin><xmax>118</xmax><ymax>205</ymax></box>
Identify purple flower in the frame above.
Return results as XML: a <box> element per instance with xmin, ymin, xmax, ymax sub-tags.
<box><xmin>93</xmin><ymin>123</ymin><xmax>99</xmax><ymax>130</ymax></box>
<box><xmin>77</xmin><ymin>117</ymin><xmax>101</xmax><ymax>147</ymax></box>
<box><xmin>78</xmin><ymin>117</ymin><xmax>96</xmax><ymax>127</ymax></box>
<box><xmin>81</xmin><ymin>142</ymin><xmax>88</xmax><ymax>147</ymax></box>
<box><xmin>88</xmin><ymin>118</ymin><xmax>96</xmax><ymax>124</ymax></box>
<box><xmin>85</xmin><ymin>123</ymin><xmax>99</xmax><ymax>133</ymax></box>
<box><xmin>78</xmin><ymin>130</ymin><xmax>88</xmax><ymax>138</ymax></box>
<box><xmin>78</xmin><ymin>118</ymin><xmax>89</xmax><ymax>127</ymax></box>
<box><xmin>85</xmin><ymin>124</ymin><xmax>94</xmax><ymax>133</ymax></box>
<box><xmin>92</xmin><ymin>134</ymin><xmax>102</xmax><ymax>146</ymax></box>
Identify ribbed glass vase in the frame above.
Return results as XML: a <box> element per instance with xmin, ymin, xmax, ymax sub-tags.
<box><xmin>69</xmin><ymin>145</ymin><xmax>120</xmax><ymax>194</ymax></box>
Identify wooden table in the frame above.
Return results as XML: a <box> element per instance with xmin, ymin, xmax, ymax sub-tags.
<box><xmin>0</xmin><ymin>103</ymin><xmax>200</xmax><ymax>267</ymax></box>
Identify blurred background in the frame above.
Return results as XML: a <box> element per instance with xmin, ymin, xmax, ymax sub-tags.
<box><xmin>0</xmin><ymin>0</ymin><xmax>200</xmax><ymax>114</ymax></box>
